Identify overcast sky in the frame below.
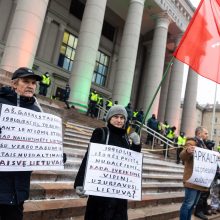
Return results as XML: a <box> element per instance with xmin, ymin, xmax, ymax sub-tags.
<box><xmin>181</xmin><ymin>0</ymin><xmax>219</xmax><ymax>105</ymax></box>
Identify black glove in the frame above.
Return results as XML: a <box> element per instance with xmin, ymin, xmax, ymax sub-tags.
<box><xmin>63</xmin><ymin>153</ymin><xmax>67</xmax><ymax>163</ymax></box>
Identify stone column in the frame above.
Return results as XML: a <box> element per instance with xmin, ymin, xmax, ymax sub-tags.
<box><xmin>68</xmin><ymin>0</ymin><xmax>107</xmax><ymax>112</ymax></box>
<box><xmin>137</xmin><ymin>42</ymin><xmax>152</xmax><ymax>109</ymax></box>
<box><xmin>142</xmin><ymin>13</ymin><xmax>171</xmax><ymax>117</ymax></box>
<box><xmin>1</xmin><ymin>0</ymin><xmax>17</xmax><ymax>42</ymax></box>
<box><xmin>112</xmin><ymin>0</ymin><xmax>145</xmax><ymax>106</ymax></box>
<box><xmin>181</xmin><ymin>68</ymin><xmax>198</xmax><ymax>136</ymax></box>
<box><xmin>165</xmin><ymin>36</ymin><xmax>185</xmax><ymax>129</ymax></box>
<box><xmin>52</xmin><ymin>23</ymin><xmax>66</xmax><ymax>65</ymax></box>
<box><xmin>37</xmin><ymin>16</ymin><xmax>53</xmax><ymax>59</ymax></box>
<box><xmin>157</xmin><ymin>61</ymin><xmax>172</xmax><ymax>122</ymax></box>
<box><xmin>0</xmin><ymin>0</ymin><xmax>49</xmax><ymax>72</ymax></box>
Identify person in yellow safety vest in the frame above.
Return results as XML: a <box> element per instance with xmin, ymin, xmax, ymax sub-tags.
<box><xmin>87</xmin><ymin>90</ymin><xmax>98</xmax><ymax>118</ymax></box>
<box><xmin>39</xmin><ymin>72</ymin><xmax>51</xmax><ymax>96</ymax></box>
<box><xmin>176</xmin><ymin>131</ymin><xmax>186</xmax><ymax>164</ymax></box>
<box><xmin>163</xmin><ymin>126</ymin><xmax>176</xmax><ymax>157</ymax></box>
<box><xmin>95</xmin><ymin>95</ymin><xmax>103</xmax><ymax>118</ymax></box>
<box><xmin>217</xmin><ymin>143</ymin><xmax>220</xmax><ymax>152</ymax></box>
<box><xmin>132</xmin><ymin>109</ymin><xmax>138</xmax><ymax>121</ymax></box>
<box><xmin>106</xmin><ymin>98</ymin><xmax>113</xmax><ymax>111</ymax></box>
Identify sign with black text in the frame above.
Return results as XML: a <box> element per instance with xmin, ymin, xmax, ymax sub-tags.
<box><xmin>187</xmin><ymin>147</ymin><xmax>219</xmax><ymax>188</ymax></box>
<box><xmin>83</xmin><ymin>143</ymin><xmax>143</xmax><ymax>200</ymax></box>
<box><xmin>0</xmin><ymin>104</ymin><xmax>64</xmax><ymax>171</ymax></box>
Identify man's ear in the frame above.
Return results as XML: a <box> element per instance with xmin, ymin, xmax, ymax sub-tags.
<box><xmin>11</xmin><ymin>79</ymin><xmax>18</xmax><ymax>90</ymax></box>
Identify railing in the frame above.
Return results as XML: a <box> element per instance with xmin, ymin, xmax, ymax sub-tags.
<box><xmin>96</xmin><ymin>104</ymin><xmax>107</xmax><ymax>120</ymax></box>
<box><xmin>135</xmin><ymin>121</ymin><xmax>175</xmax><ymax>160</ymax></box>
<box><xmin>95</xmin><ymin>106</ymin><xmax>176</xmax><ymax>160</ymax></box>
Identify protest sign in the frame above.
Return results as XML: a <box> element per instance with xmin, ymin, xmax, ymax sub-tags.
<box><xmin>83</xmin><ymin>143</ymin><xmax>143</xmax><ymax>200</ymax></box>
<box><xmin>0</xmin><ymin>104</ymin><xmax>64</xmax><ymax>171</ymax></box>
<box><xmin>187</xmin><ymin>147</ymin><xmax>219</xmax><ymax>188</ymax></box>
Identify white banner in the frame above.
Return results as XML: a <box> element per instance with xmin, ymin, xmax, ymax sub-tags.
<box><xmin>187</xmin><ymin>147</ymin><xmax>219</xmax><ymax>187</ymax></box>
<box><xmin>83</xmin><ymin>143</ymin><xmax>143</xmax><ymax>200</ymax></box>
<box><xmin>0</xmin><ymin>104</ymin><xmax>64</xmax><ymax>171</ymax></box>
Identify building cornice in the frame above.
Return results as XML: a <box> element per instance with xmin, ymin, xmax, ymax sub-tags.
<box><xmin>153</xmin><ymin>0</ymin><xmax>194</xmax><ymax>32</ymax></box>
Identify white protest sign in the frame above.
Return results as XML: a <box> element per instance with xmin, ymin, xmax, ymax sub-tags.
<box><xmin>0</xmin><ymin>104</ymin><xmax>64</xmax><ymax>171</ymax></box>
<box><xmin>187</xmin><ymin>147</ymin><xmax>219</xmax><ymax>187</ymax></box>
<box><xmin>83</xmin><ymin>143</ymin><xmax>143</xmax><ymax>201</ymax></box>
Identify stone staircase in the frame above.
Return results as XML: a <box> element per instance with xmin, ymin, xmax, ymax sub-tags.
<box><xmin>23</xmin><ymin>118</ymin><xmax>220</xmax><ymax>220</ymax></box>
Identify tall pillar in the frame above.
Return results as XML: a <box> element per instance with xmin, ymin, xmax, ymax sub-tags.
<box><xmin>0</xmin><ymin>0</ymin><xmax>16</xmax><ymax>42</ymax></box>
<box><xmin>37</xmin><ymin>16</ymin><xmax>53</xmax><ymax>59</ymax></box>
<box><xmin>0</xmin><ymin>0</ymin><xmax>49</xmax><ymax>72</ymax></box>
<box><xmin>137</xmin><ymin>42</ymin><xmax>151</xmax><ymax>109</ymax></box>
<box><xmin>52</xmin><ymin>23</ymin><xmax>66</xmax><ymax>65</ymax></box>
<box><xmin>157</xmin><ymin>61</ymin><xmax>172</xmax><ymax>122</ymax></box>
<box><xmin>165</xmin><ymin>36</ymin><xmax>185</xmax><ymax>129</ymax></box>
<box><xmin>112</xmin><ymin>0</ymin><xmax>145</xmax><ymax>106</ymax></box>
<box><xmin>181</xmin><ymin>68</ymin><xmax>198</xmax><ymax>136</ymax></box>
<box><xmin>142</xmin><ymin>13</ymin><xmax>170</xmax><ymax>117</ymax></box>
<box><xmin>68</xmin><ymin>0</ymin><xmax>107</xmax><ymax>112</ymax></box>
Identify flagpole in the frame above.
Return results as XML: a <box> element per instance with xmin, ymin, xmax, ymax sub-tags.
<box><xmin>138</xmin><ymin>56</ymin><xmax>174</xmax><ymax>133</ymax></box>
<box><xmin>211</xmin><ymin>83</ymin><xmax>217</xmax><ymax>141</ymax></box>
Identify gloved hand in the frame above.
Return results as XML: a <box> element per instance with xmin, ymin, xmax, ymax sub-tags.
<box><xmin>129</xmin><ymin>132</ymin><xmax>140</xmax><ymax>145</ymax></box>
<box><xmin>63</xmin><ymin>153</ymin><xmax>67</xmax><ymax>163</ymax></box>
<box><xmin>75</xmin><ymin>186</ymin><xmax>86</xmax><ymax>198</ymax></box>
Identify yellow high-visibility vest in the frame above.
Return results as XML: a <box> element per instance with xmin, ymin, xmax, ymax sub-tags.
<box><xmin>41</xmin><ymin>74</ymin><xmax>51</xmax><ymax>85</ymax></box>
<box><xmin>106</xmin><ymin>100</ymin><xmax>113</xmax><ymax>107</ymax></box>
<box><xmin>177</xmin><ymin>136</ymin><xmax>186</xmax><ymax>145</ymax></box>
<box><xmin>133</xmin><ymin>111</ymin><xmax>138</xmax><ymax>117</ymax></box>
<box><xmin>90</xmin><ymin>92</ymin><xmax>98</xmax><ymax>102</ymax></box>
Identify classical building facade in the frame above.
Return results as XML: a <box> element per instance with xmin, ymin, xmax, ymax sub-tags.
<box><xmin>0</xmin><ymin>0</ymin><xmax>198</xmax><ymax>136</ymax></box>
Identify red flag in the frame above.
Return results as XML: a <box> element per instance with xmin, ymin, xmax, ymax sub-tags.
<box><xmin>173</xmin><ymin>0</ymin><xmax>220</xmax><ymax>83</ymax></box>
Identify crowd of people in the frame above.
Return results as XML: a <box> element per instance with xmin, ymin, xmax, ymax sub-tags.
<box><xmin>1</xmin><ymin>67</ymin><xmax>220</xmax><ymax>220</ymax></box>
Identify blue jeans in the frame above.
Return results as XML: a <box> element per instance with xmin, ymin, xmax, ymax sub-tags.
<box><xmin>179</xmin><ymin>187</ymin><xmax>201</xmax><ymax>220</ymax></box>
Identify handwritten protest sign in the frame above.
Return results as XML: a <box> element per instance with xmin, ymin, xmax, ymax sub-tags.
<box><xmin>83</xmin><ymin>143</ymin><xmax>143</xmax><ymax>200</ymax></box>
<box><xmin>0</xmin><ymin>104</ymin><xmax>64</xmax><ymax>171</ymax></box>
<box><xmin>187</xmin><ymin>147</ymin><xmax>219</xmax><ymax>188</ymax></box>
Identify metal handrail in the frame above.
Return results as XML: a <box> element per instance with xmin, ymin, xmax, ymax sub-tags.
<box><xmin>135</xmin><ymin>121</ymin><xmax>175</xmax><ymax>160</ymax></box>
<box><xmin>96</xmin><ymin>104</ymin><xmax>107</xmax><ymax>120</ymax></box>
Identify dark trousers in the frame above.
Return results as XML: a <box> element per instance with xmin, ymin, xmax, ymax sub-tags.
<box><xmin>87</xmin><ymin>101</ymin><xmax>97</xmax><ymax>118</ymax></box>
<box><xmin>195</xmin><ymin>190</ymin><xmax>210</xmax><ymax>214</ymax></box>
<box><xmin>176</xmin><ymin>146</ymin><xmax>183</xmax><ymax>163</ymax></box>
<box><xmin>39</xmin><ymin>84</ymin><xmax>48</xmax><ymax>96</ymax></box>
<box><xmin>0</xmin><ymin>203</ymin><xmax>24</xmax><ymax>220</ymax></box>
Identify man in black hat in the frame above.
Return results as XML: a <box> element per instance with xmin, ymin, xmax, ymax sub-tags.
<box><xmin>0</xmin><ymin>67</ymin><xmax>42</xmax><ymax>220</ymax></box>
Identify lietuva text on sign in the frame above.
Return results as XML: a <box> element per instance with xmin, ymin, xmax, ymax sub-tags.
<box><xmin>83</xmin><ymin>143</ymin><xmax>143</xmax><ymax>201</ymax></box>
<box><xmin>0</xmin><ymin>104</ymin><xmax>64</xmax><ymax>171</ymax></box>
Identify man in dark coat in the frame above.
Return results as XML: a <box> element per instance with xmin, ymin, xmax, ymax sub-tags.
<box><xmin>74</xmin><ymin>105</ymin><xmax>141</xmax><ymax>220</ymax></box>
<box><xmin>0</xmin><ymin>67</ymin><xmax>42</xmax><ymax>220</ymax></box>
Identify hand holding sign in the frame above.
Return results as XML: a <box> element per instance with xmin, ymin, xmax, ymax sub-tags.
<box><xmin>186</xmin><ymin>145</ymin><xmax>196</xmax><ymax>154</ymax></box>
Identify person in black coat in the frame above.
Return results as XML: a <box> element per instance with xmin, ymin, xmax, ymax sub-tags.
<box><xmin>0</xmin><ymin>67</ymin><xmax>42</xmax><ymax>220</ymax></box>
<box><xmin>74</xmin><ymin>105</ymin><xmax>141</xmax><ymax>220</ymax></box>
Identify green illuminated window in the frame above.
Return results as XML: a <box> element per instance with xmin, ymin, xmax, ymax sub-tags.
<box><xmin>58</xmin><ymin>31</ymin><xmax>110</xmax><ymax>87</ymax></box>
<box><xmin>92</xmin><ymin>51</ymin><xmax>109</xmax><ymax>86</ymax></box>
<box><xmin>58</xmin><ymin>31</ymin><xmax>78</xmax><ymax>71</ymax></box>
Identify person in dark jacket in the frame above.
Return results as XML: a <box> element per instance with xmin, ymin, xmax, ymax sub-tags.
<box><xmin>74</xmin><ymin>105</ymin><xmax>141</xmax><ymax>220</ymax></box>
<box><xmin>0</xmin><ymin>67</ymin><xmax>42</xmax><ymax>220</ymax></box>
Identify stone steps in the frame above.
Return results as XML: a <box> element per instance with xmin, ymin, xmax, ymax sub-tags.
<box><xmin>170</xmin><ymin>213</ymin><xmax>220</xmax><ymax>220</ymax></box>
<box><xmin>25</xmin><ymin>119</ymin><xmax>186</xmax><ymax>219</ymax></box>
<box><xmin>23</xmin><ymin>193</ymin><xmax>184</xmax><ymax>220</ymax></box>
<box><xmin>29</xmin><ymin>181</ymin><xmax>184</xmax><ymax>200</ymax></box>
<box><xmin>31</xmin><ymin>170</ymin><xmax>182</xmax><ymax>183</ymax></box>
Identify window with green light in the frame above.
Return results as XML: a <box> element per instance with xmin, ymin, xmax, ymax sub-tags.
<box><xmin>92</xmin><ymin>51</ymin><xmax>109</xmax><ymax>86</ymax></box>
<box><xmin>58</xmin><ymin>31</ymin><xmax>78</xmax><ymax>71</ymax></box>
<box><xmin>58</xmin><ymin>31</ymin><xmax>110</xmax><ymax>87</ymax></box>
